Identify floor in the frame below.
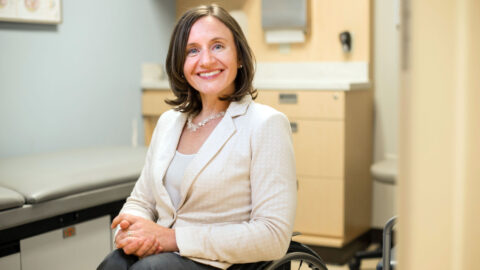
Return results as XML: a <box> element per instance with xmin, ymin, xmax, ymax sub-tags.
<box><xmin>290</xmin><ymin>243</ymin><xmax>381</xmax><ymax>270</ymax></box>
<box><xmin>326</xmin><ymin>258</ymin><xmax>380</xmax><ymax>270</ymax></box>
<box><xmin>326</xmin><ymin>243</ymin><xmax>381</xmax><ymax>270</ymax></box>
<box><xmin>290</xmin><ymin>257</ymin><xmax>380</xmax><ymax>270</ymax></box>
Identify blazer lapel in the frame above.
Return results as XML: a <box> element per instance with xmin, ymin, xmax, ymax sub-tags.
<box><xmin>151</xmin><ymin>111</ymin><xmax>186</xmax><ymax>211</ymax></box>
<box><xmin>177</xmin><ymin>95</ymin><xmax>252</xmax><ymax>209</ymax></box>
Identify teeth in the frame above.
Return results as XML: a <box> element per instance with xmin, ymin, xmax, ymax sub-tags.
<box><xmin>199</xmin><ymin>70</ymin><xmax>221</xmax><ymax>77</ymax></box>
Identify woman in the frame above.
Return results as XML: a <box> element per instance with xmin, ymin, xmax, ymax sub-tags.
<box><xmin>98</xmin><ymin>4</ymin><xmax>296</xmax><ymax>270</ymax></box>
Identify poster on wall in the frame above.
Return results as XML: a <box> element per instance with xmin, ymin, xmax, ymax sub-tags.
<box><xmin>0</xmin><ymin>0</ymin><xmax>62</xmax><ymax>24</ymax></box>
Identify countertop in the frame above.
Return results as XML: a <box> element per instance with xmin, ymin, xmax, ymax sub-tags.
<box><xmin>141</xmin><ymin>62</ymin><xmax>371</xmax><ymax>91</ymax></box>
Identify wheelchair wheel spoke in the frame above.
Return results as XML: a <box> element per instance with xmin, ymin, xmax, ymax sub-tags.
<box><xmin>297</xmin><ymin>260</ymin><xmax>303</xmax><ymax>270</ymax></box>
<box><xmin>264</xmin><ymin>250</ymin><xmax>327</xmax><ymax>270</ymax></box>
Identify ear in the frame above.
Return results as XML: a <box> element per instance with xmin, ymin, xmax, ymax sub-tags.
<box><xmin>237</xmin><ymin>59</ymin><xmax>243</xmax><ymax>69</ymax></box>
<box><xmin>237</xmin><ymin>55</ymin><xmax>243</xmax><ymax>68</ymax></box>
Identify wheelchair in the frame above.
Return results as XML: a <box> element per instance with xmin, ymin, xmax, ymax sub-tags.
<box><xmin>348</xmin><ymin>216</ymin><xmax>397</xmax><ymax>270</ymax></box>
<box><xmin>261</xmin><ymin>240</ymin><xmax>328</xmax><ymax>270</ymax></box>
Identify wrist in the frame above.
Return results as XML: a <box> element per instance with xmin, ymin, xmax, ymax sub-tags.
<box><xmin>170</xmin><ymin>228</ymin><xmax>179</xmax><ymax>252</ymax></box>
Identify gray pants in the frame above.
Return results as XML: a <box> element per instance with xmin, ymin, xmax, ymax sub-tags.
<box><xmin>97</xmin><ymin>249</ymin><xmax>268</xmax><ymax>270</ymax></box>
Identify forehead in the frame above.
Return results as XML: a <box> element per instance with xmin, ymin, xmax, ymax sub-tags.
<box><xmin>187</xmin><ymin>16</ymin><xmax>234</xmax><ymax>43</ymax></box>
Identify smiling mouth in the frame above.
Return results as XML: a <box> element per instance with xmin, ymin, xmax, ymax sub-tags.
<box><xmin>198</xmin><ymin>70</ymin><xmax>222</xmax><ymax>78</ymax></box>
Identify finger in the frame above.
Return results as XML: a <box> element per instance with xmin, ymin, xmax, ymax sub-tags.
<box><xmin>115</xmin><ymin>233</ymin><xmax>135</xmax><ymax>249</ymax></box>
<box><xmin>115</xmin><ymin>233</ymin><xmax>128</xmax><ymax>249</ymax></box>
<box><xmin>119</xmin><ymin>220</ymin><xmax>131</xmax><ymax>230</ymax></box>
<box><xmin>123</xmin><ymin>238</ymin><xmax>144</xmax><ymax>255</ymax></box>
<box><xmin>112</xmin><ymin>213</ymin><xmax>138</xmax><ymax>229</ymax></box>
<box><xmin>119</xmin><ymin>214</ymin><xmax>139</xmax><ymax>225</ymax></box>
<box><xmin>111</xmin><ymin>214</ymin><xmax>125</xmax><ymax>229</ymax></box>
<box><xmin>143</xmin><ymin>240</ymin><xmax>159</xmax><ymax>257</ymax></box>
<box><xmin>115</xmin><ymin>229</ymin><xmax>132</xmax><ymax>245</ymax></box>
<box><xmin>156</xmin><ymin>243</ymin><xmax>164</xmax><ymax>254</ymax></box>
<box><xmin>135</xmin><ymin>238</ymin><xmax>153</xmax><ymax>258</ymax></box>
<box><xmin>115</xmin><ymin>231</ymin><xmax>125</xmax><ymax>246</ymax></box>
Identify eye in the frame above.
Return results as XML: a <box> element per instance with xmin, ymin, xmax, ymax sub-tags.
<box><xmin>212</xmin><ymin>43</ymin><xmax>224</xmax><ymax>51</ymax></box>
<box><xmin>187</xmin><ymin>47</ymin><xmax>199</xmax><ymax>56</ymax></box>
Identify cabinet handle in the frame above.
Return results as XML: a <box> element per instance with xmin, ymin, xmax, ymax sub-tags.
<box><xmin>279</xmin><ymin>93</ymin><xmax>297</xmax><ymax>104</ymax></box>
<box><xmin>333</xmin><ymin>94</ymin><xmax>339</xmax><ymax>100</ymax></box>
<box><xmin>290</xmin><ymin>122</ymin><xmax>298</xmax><ymax>133</ymax></box>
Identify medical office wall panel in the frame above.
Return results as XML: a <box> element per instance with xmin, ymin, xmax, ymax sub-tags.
<box><xmin>399</xmin><ymin>0</ymin><xmax>480</xmax><ymax>269</ymax></box>
<box><xmin>176</xmin><ymin>0</ymin><xmax>370</xmax><ymax>62</ymax></box>
<box><xmin>0</xmin><ymin>0</ymin><xmax>176</xmax><ymax>158</ymax></box>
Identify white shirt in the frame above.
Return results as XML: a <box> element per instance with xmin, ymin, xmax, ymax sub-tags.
<box><xmin>163</xmin><ymin>151</ymin><xmax>195</xmax><ymax>209</ymax></box>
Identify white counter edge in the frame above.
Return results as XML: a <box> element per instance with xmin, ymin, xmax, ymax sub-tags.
<box><xmin>142</xmin><ymin>80</ymin><xmax>371</xmax><ymax>91</ymax></box>
<box><xmin>141</xmin><ymin>61</ymin><xmax>371</xmax><ymax>91</ymax></box>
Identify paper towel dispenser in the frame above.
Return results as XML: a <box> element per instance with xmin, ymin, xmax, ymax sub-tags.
<box><xmin>261</xmin><ymin>0</ymin><xmax>307</xmax><ymax>44</ymax></box>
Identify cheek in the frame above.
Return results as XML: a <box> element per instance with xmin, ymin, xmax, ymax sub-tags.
<box><xmin>230</xmin><ymin>68</ymin><xmax>238</xmax><ymax>80</ymax></box>
<box><xmin>183</xmin><ymin>60</ymin><xmax>192</xmax><ymax>75</ymax></box>
<box><xmin>183</xmin><ymin>60</ymin><xmax>196</xmax><ymax>83</ymax></box>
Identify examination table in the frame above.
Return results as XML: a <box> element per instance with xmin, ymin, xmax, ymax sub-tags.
<box><xmin>0</xmin><ymin>146</ymin><xmax>147</xmax><ymax>270</ymax></box>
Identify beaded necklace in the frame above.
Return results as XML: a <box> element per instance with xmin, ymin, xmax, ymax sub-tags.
<box><xmin>186</xmin><ymin>111</ymin><xmax>225</xmax><ymax>132</ymax></box>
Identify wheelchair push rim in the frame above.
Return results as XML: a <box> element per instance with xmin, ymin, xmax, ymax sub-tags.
<box><xmin>263</xmin><ymin>252</ymin><xmax>328</xmax><ymax>270</ymax></box>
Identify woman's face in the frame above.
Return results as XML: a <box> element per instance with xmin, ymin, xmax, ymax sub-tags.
<box><xmin>183</xmin><ymin>16</ymin><xmax>239</xmax><ymax>99</ymax></box>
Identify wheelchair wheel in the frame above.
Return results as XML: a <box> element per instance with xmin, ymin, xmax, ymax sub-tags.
<box><xmin>263</xmin><ymin>251</ymin><xmax>328</xmax><ymax>270</ymax></box>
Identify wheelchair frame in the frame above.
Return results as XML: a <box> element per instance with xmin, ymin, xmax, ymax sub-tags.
<box><xmin>263</xmin><ymin>241</ymin><xmax>328</xmax><ymax>270</ymax></box>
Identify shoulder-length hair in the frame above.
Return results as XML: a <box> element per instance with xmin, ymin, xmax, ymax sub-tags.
<box><xmin>165</xmin><ymin>4</ymin><xmax>256</xmax><ymax>114</ymax></box>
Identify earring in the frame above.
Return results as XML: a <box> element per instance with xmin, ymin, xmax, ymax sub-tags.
<box><xmin>238</xmin><ymin>65</ymin><xmax>243</xmax><ymax>69</ymax></box>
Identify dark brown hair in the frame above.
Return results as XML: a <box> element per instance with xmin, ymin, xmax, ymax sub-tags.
<box><xmin>165</xmin><ymin>4</ymin><xmax>256</xmax><ymax>114</ymax></box>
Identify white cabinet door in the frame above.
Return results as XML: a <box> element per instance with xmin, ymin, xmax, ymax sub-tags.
<box><xmin>21</xmin><ymin>215</ymin><xmax>111</xmax><ymax>270</ymax></box>
<box><xmin>0</xmin><ymin>253</ymin><xmax>21</xmax><ymax>270</ymax></box>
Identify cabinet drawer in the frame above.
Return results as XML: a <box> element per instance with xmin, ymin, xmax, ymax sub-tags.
<box><xmin>257</xmin><ymin>90</ymin><xmax>345</xmax><ymax>119</ymax></box>
<box><xmin>0</xmin><ymin>253</ymin><xmax>20</xmax><ymax>270</ymax></box>
<box><xmin>142</xmin><ymin>90</ymin><xmax>175</xmax><ymax>115</ymax></box>
<box><xmin>294</xmin><ymin>177</ymin><xmax>344</xmax><ymax>237</ymax></box>
<box><xmin>291</xmin><ymin>119</ymin><xmax>344</xmax><ymax>178</ymax></box>
<box><xmin>20</xmin><ymin>216</ymin><xmax>111</xmax><ymax>270</ymax></box>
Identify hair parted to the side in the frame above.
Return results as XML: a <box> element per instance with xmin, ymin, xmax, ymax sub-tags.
<box><xmin>165</xmin><ymin>4</ymin><xmax>257</xmax><ymax>114</ymax></box>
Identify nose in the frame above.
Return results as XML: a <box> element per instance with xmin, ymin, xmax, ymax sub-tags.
<box><xmin>199</xmin><ymin>49</ymin><xmax>215</xmax><ymax>67</ymax></box>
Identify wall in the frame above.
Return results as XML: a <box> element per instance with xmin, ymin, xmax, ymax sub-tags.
<box><xmin>399</xmin><ymin>0</ymin><xmax>480</xmax><ymax>268</ymax></box>
<box><xmin>177</xmin><ymin>0</ymin><xmax>370</xmax><ymax>62</ymax></box>
<box><xmin>373</xmin><ymin>0</ymin><xmax>399</xmax><ymax>162</ymax></box>
<box><xmin>371</xmin><ymin>0</ymin><xmax>399</xmax><ymax>228</ymax></box>
<box><xmin>0</xmin><ymin>0</ymin><xmax>176</xmax><ymax>158</ymax></box>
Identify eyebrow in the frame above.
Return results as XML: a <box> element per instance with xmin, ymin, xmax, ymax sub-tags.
<box><xmin>186</xmin><ymin>37</ymin><xmax>228</xmax><ymax>47</ymax></box>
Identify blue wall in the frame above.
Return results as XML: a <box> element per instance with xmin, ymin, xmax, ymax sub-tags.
<box><xmin>0</xmin><ymin>0</ymin><xmax>175</xmax><ymax>157</ymax></box>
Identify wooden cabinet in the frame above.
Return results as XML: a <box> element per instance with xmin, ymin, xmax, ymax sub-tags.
<box><xmin>142</xmin><ymin>90</ymin><xmax>175</xmax><ymax>145</ymax></box>
<box><xmin>256</xmin><ymin>89</ymin><xmax>373</xmax><ymax>248</ymax></box>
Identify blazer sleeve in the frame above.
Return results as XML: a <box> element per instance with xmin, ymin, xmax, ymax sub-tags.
<box><xmin>175</xmin><ymin>112</ymin><xmax>297</xmax><ymax>263</ymax></box>
<box><xmin>119</xmin><ymin>115</ymin><xmax>166</xmax><ymax>221</ymax></box>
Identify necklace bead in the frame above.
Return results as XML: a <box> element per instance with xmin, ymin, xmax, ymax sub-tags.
<box><xmin>187</xmin><ymin>111</ymin><xmax>225</xmax><ymax>132</ymax></box>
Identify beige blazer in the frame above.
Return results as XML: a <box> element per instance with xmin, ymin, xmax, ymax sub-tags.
<box><xmin>121</xmin><ymin>95</ymin><xmax>297</xmax><ymax>269</ymax></box>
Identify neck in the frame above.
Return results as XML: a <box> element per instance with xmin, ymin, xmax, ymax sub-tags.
<box><xmin>197</xmin><ymin>96</ymin><xmax>230</xmax><ymax>119</ymax></box>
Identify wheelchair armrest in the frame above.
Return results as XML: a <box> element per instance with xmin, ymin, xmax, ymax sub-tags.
<box><xmin>382</xmin><ymin>216</ymin><xmax>397</xmax><ymax>270</ymax></box>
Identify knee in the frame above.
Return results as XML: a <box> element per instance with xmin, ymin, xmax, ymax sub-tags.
<box><xmin>97</xmin><ymin>249</ymin><xmax>137</xmax><ymax>270</ymax></box>
<box><xmin>130</xmin><ymin>253</ymin><xmax>179</xmax><ymax>270</ymax></box>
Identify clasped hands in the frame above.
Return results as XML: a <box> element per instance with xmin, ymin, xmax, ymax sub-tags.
<box><xmin>112</xmin><ymin>213</ymin><xmax>178</xmax><ymax>258</ymax></box>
